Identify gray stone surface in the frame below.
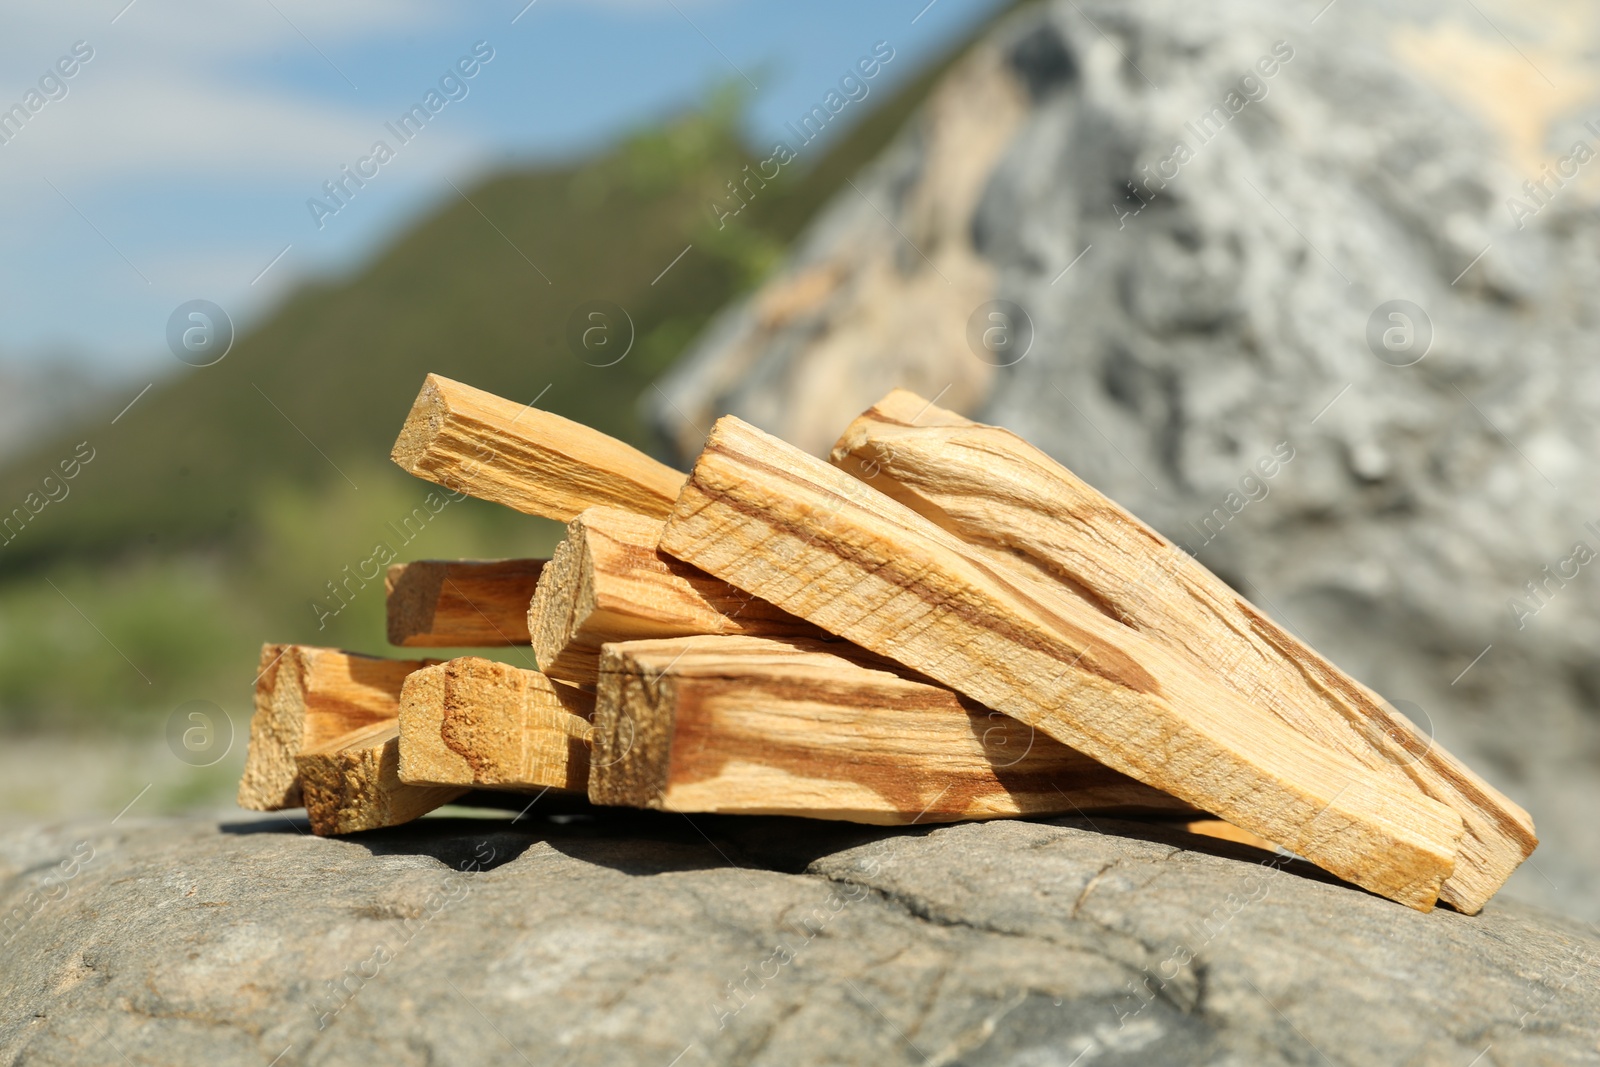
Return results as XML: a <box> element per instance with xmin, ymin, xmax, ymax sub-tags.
<box><xmin>652</xmin><ymin>0</ymin><xmax>1600</xmax><ymax>921</ymax></box>
<box><xmin>2</xmin><ymin>812</ymin><xmax>1598</xmax><ymax>1066</ymax></box>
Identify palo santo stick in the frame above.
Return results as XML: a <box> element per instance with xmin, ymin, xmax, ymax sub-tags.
<box><xmin>390</xmin><ymin>373</ymin><xmax>685</xmax><ymax>520</ymax></box>
<box><xmin>529</xmin><ymin>506</ymin><xmax>819</xmax><ymax>686</ymax></box>
<box><xmin>1183</xmin><ymin>819</ymin><xmax>1280</xmax><ymax>852</ymax></box>
<box><xmin>591</xmin><ymin>634</ymin><xmax>1193</xmax><ymax>823</ymax></box>
<box><xmin>296</xmin><ymin>721</ymin><xmax>466</xmax><ymax>835</ymax></box>
<box><xmin>398</xmin><ymin>657</ymin><xmax>594</xmax><ymax>791</ymax></box>
<box><xmin>659</xmin><ymin>416</ymin><xmax>1464</xmax><ymax>910</ymax></box>
<box><xmin>386</xmin><ymin>558</ymin><xmax>546</xmax><ymax>647</ymax></box>
<box><xmin>831</xmin><ymin>390</ymin><xmax>1535</xmax><ymax>914</ymax></box>
<box><xmin>238</xmin><ymin>644</ymin><xmax>435</xmax><ymax>811</ymax></box>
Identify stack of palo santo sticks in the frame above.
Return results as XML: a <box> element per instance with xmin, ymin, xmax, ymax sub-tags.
<box><xmin>237</xmin><ymin>374</ymin><xmax>1536</xmax><ymax>912</ymax></box>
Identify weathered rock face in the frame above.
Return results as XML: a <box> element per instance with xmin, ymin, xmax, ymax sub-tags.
<box><xmin>652</xmin><ymin>0</ymin><xmax>1600</xmax><ymax>921</ymax></box>
<box><xmin>2</xmin><ymin>813</ymin><xmax>1598</xmax><ymax>1065</ymax></box>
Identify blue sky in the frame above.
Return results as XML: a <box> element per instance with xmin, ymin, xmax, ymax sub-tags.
<box><xmin>0</xmin><ymin>0</ymin><xmax>1004</xmax><ymax>377</ymax></box>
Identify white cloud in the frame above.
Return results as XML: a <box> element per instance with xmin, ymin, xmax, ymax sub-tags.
<box><xmin>0</xmin><ymin>1</ymin><xmax>490</xmax><ymax>368</ymax></box>
<box><xmin>0</xmin><ymin>0</ymin><xmax>440</xmax><ymax>64</ymax></box>
<box><xmin>0</xmin><ymin>0</ymin><xmax>456</xmax><ymax>183</ymax></box>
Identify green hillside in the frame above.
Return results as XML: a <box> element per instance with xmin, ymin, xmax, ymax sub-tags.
<box><xmin>0</xmin><ymin>17</ymin><xmax>1012</xmax><ymax>734</ymax></box>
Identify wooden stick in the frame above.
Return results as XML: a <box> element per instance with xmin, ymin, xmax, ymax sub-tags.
<box><xmin>591</xmin><ymin>634</ymin><xmax>1194</xmax><ymax>823</ymax></box>
<box><xmin>386</xmin><ymin>559</ymin><xmax>545</xmax><ymax>647</ymax></box>
<box><xmin>397</xmin><ymin>657</ymin><xmax>594</xmax><ymax>792</ymax></box>
<box><xmin>831</xmin><ymin>390</ymin><xmax>1535</xmax><ymax>914</ymax></box>
<box><xmin>390</xmin><ymin>373</ymin><xmax>685</xmax><ymax>520</ymax></box>
<box><xmin>237</xmin><ymin>644</ymin><xmax>435</xmax><ymax>811</ymax></box>
<box><xmin>296</xmin><ymin>720</ymin><xmax>466</xmax><ymax>835</ymax></box>
<box><xmin>528</xmin><ymin>506</ymin><xmax>819</xmax><ymax>686</ymax></box>
<box><xmin>1182</xmin><ymin>819</ymin><xmax>1280</xmax><ymax>852</ymax></box>
<box><xmin>659</xmin><ymin>416</ymin><xmax>1464</xmax><ymax>910</ymax></box>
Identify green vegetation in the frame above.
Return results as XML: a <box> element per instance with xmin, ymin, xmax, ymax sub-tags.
<box><xmin>0</xmin><ymin>12</ymin><xmax>1014</xmax><ymax>739</ymax></box>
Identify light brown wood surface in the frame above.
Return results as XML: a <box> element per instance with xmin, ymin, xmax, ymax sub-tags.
<box><xmin>296</xmin><ymin>720</ymin><xmax>466</xmax><ymax>835</ymax></box>
<box><xmin>398</xmin><ymin>656</ymin><xmax>594</xmax><ymax>792</ymax></box>
<box><xmin>1183</xmin><ymin>819</ymin><xmax>1280</xmax><ymax>852</ymax></box>
<box><xmin>390</xmin><ymin>373</ymin><xmax>686</xmax><ymax>520</ymax></box>
<box><xmin>591</xmin><ymin>634</ymin><xmax>1194</xmax><ymax>823</ymax></box>
<box><xmin>237</xmin><ymin>644</ymin><xmax>435</xmax><ymax>811</ymax></box>
<box><xmin>528</xmin><ymin>506</ymin><xmax>818</xmax><ymax>685</ymax></box>
<box><xmin>386</xmin><ymin>558</ymin><xmax>545</xmax><ymax>647</ymax></box>
<box><xmin>659</xmin><ymin>416</ymin><xmax>1465</xmax><ymax>910</ymax></box>
<box><xmin>830</xmin><ymin>389</ymin><xmax>1535</xmax><ymax>914</ymax></box>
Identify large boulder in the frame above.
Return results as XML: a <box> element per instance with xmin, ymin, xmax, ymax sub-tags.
<box><xmin>652</xmin><ymin>0</ymin><xmax>1600</xmax><ymax>921</ymax></box>
<box><xmin>2</xmin><ymin>813</ymin><xmax>1598</xmax><ymax>1065</ymax></box>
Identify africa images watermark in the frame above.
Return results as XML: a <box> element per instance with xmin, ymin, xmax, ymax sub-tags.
<box><xmin>1116</xmin><ymin>40</ymin><xmax>1296</xmax><ymax>228</ymax></box>
<box><xmin>310</xmin><ymin>476</ymin><xmax>474</xmax><ymax>630</ymax></box>
<box><xmin>0</xmin><ymin>840</ymin><xmax>96</xmax><ymax>949</ymax></box>
<box><xmin>0</xmin><ymin>40</ymin><xmax>95</xmax><ymax>148</ymax></box>
<box><xmin>1505</xmin><ymin>119</ymin><xmax>1600</xmax><ymax>231</ymax></box>
<box><xmin>307</xmin><ymin>41</ymin><xmax>497</xmax><ymax>230</ymax></box>
<box><xmin>709</xmin><ymin>40</ymin><xmax>897</xmax><ymax>229</ymax></box>
<box><xmin>1174</xmin><ymin>442</ymin><xmax>1296</xmax><ymax>554</ymax></box>
<box><xmin>0</xmin><ymin>441</ymin><xmax>97</xmax><ymax>551</ymax></box>
<box><xmin>1508</xmin><ymin>521</ymin><xmax>1600</xmax><ymax>630</ymax></box>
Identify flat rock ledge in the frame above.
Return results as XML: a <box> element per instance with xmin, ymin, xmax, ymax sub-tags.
<box><xmin>1</xmin><ymin>813</ymin><xmax>1596</xmax><ymax>1066</ymax></box>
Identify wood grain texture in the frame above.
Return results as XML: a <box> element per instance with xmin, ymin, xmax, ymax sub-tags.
<box><xmin>590</xmin><ymin>634</ymin><xmax>1194</xmax><ymax>824</ymax></box>
<box><xmin>659</xmin><ymin>416</ymin><xmax>1465</xmax><ymax>910</ymax></box>
<box><xmin>237</xmin><ymin>644</ymin><xmax>436</xmax><ymax>811</ymax></box>
<box><xmin>397</xmin><ymin>656</ymin><xmax>594</xmax><ymax>791</ymax></box>
<box><xmin>528</xmin><ymin>505</ymin><xmax>818</xmax><ymax>686</ymax></box>
<box><xmin>296</xmin><ymin>720</ymin><xmax>466</xmax><ymax>835</ymax></box>
<box><xmin>831</xmin><ymin>389</ymin><xmax>1535</xmax><ymax>914</ymax></box>
<box><xmin>386</xmin><ymin>558</ymin><xmax>545</xmax><ymax>647</ymax></box>
<box><xmin>390</xmin><ymin>373</ymin><xmax>685</xmax><ymax>520</ymax></box>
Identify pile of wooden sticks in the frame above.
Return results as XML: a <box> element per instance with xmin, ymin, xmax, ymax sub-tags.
<box><xmin>237</xmin><ymin>374</ymin><xmax>1536</xmax><ymax>912</ymax></box>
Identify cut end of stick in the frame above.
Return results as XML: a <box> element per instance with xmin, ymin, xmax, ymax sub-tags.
<box><xmin>529</xmin><ymin>517</ymin><xmax>603</xmax><ymax>685</ymax></box>
<box><xmin>530</xmin><ymin>506</ymin><xmax>821</xmax><ymax>688</ymax></box>
<box><xmin>237</xmin><ymin>643</ymin><xmax>307</xmax><ymax>811</ymax></box>
<box><xmin>296</xmin><ymin>719</ymin><xmax>465</xmax><ymax>835</ymax></box>
<box><xmin>589</xmin><ymin>643</ymin><xmax>678</xmax><ymax>809</ymax></box>
<box><xmin>386</xmin><ymin>563</ymin><xmax>444</xmax><ymax>645</ymax></box>
<box><xmin>390</xmin><ymin>373</ymin><xmax>448</xmax><ymax>474</ymax></box>
<box><xmin>237</xmin><ymin>645</ymin><xmax>435</xmax><ymax>812</ymax></box>
<box><xmin>398</xmin><ymin>656</ymin><xmax>593</xmax><ymax>792</ymax></box>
